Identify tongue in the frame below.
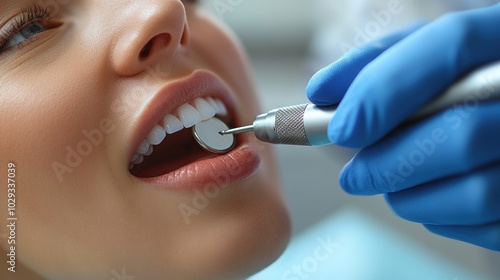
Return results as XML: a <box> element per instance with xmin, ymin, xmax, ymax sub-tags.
<box><xmin>130</xmin><ymin>128</ymin><xmax>216</xmax><ymax>178</ymax></box>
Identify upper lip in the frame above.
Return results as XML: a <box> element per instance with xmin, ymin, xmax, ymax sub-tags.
<box><xmin>128</xmin><ymin>69</ymin><xmax>237</xmax><ymax>166</ymax></box>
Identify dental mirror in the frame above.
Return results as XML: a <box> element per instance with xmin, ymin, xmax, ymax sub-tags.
<box><xmin>192</xmin><ymin>118</ymin><xmax>235</xmax><ymax>154</ymax></box>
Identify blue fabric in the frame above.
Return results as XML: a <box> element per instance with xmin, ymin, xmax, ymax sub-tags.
<box><xmin>306</xmin><ymin>5</ymin><xmax>500</xmax><ymax>251</ymax></box>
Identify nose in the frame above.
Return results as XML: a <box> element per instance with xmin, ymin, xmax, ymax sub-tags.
<box><xmin>111</xmin><ymin>0</ymin><xmax>189</xmax><ymax>76</ymax></box>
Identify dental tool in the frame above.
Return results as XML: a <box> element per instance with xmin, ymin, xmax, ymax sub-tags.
<box><xmin>220</xmin><ymin>61</ymin><xmax>500</xmax><ymax>146</ymax></box>
<box><xmin>193</xmin><ymin>117</ymin><xmax>236</xmax><ymax>153</ymax></box>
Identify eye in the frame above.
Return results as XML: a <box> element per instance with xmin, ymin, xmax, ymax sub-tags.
<box><xmin>0</xmin><ymin>4</ymin><xmax>55</xmax><ymax>54</ymax></box>
<box><xmin>3</xmin><ymin>21</ymin><xmax>47</xmax><ymax>50</ymax></box>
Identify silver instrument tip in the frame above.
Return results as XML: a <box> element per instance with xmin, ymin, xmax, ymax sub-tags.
<box><xmin>219</xmin><ymin>125</ymin><xmax>254</xmax><ymax>136</ymax></box>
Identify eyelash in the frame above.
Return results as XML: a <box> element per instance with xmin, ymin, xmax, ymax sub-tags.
<box><xmin>0</xmin><ymin>4</ymin><xmax>53</xmax><ymax>53</ymax></box>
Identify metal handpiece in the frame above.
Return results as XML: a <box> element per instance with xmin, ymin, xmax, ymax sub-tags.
<box><xmin>220</xmin><ymin>61</ymin><xmax>500</xmax><ymax>146</ymax></box>
<box><xmin>220</xmin><ymin>104</ymin><xmax>336</xmax><ymax>146</ymax></box>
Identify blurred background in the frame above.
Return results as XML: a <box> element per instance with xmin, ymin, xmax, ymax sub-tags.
<box><xmin>199</xmin><ymin>1</ymin><xmax>500</xmax><ymax>279</ymax></box>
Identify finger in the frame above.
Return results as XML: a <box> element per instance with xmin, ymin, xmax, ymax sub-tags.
<box><xmin>306</xmin><ymin>21</ymin><xmax>427</xmax><ymax>106</ymax></box>
<box><xmin>329</xmin><ymin>5</ymin><xmax>500</xmax><ymax>148</ymax></box>
<box><xmin>424</xmin><ymin>223</ymin><xmax>500</xmax><ymax>252</ymax></box>
<box><xmin>340</xmin><ymin>102</ymin><xmax>500</xmax><ymax>195</ymax></box>
<box><xmin>384</xmin><ymin>163</ymin><xmax>500</xmax><ymax>225</ymax></box>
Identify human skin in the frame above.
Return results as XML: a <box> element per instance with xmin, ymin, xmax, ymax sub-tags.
<box><xmin>0</xmin><ymin>1</ymin><xmax>291</xmax><ymax>279</ymax></box>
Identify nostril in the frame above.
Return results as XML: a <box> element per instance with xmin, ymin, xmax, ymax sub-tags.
<box><xmin>139</xmin><ymin>34</ymin><xmax>172</xmax><ymax>60</ymax></box>
<box><xmin>139</xmin><ymin>39</ymin><xmax>154</xmax><ymax>58</ymax></box>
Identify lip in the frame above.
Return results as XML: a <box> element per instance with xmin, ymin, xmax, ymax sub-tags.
<box><xmin>128</xmin><ymin>69</ymin><xmax>262</xmax><ymax>190</ymax></box>
<box><xmin>141</xmin><ymin>143</ymin><xmax>261</xmax><ymax>190</ymax></box>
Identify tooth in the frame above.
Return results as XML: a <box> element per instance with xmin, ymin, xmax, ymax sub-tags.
<box><xmin>137</xmin><ymin>139</ymin><xmax>151</xmax><ymax>155</ymax></box>
<box><xmin>132</xmin><ymin>154</ymin><xmax>144</xmax><ymax>165</ymax></box>
<box><xmin>215</xmin><ymin>99</ymin><xmax>228</xmax><ymax>116</ymax></box>
<box><xmin>177</xmin><ymin>103</ymin><xmax>203</xmax><ymax>128</ymax></box>
<box><xmin>207</xmin><ymin>97</ymin><xmax>227</xmax><ymax>116</ymax></box>
<box><xmin>129</xmin><ymin>163</ymin><xmax>135</xmax><ymax>170</ymax></box>
<box><xmin>131</xmin><ymin>153</ymin><xmax>140</xmax><ymax>162</ymax></box>
<box><xmin>163</xmin><ymin>114</ymin><xmax>184</xmax><ymax>134</ymax></box>
<box><xmin>206</xmin><ymin>97</ymin><xmax>219</xmax><ymax>112</ymax></box>
<box><xmin>194</xmin><ymin>98</ymin><xmax>216</xmax><ymax>120</ymax></box>
<box><xmin>145</xmin><ymin>145</ymin><xmax>154</xmax><ymax>156</ymax></box>
<box><xmin>147</xmin><ymin>125</ymin><xmax>167</xmax><ymax>145</ymax></box>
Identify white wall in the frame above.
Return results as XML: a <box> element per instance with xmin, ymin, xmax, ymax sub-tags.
<box><xmin>200</xmin><ymin>0</ymin><xmax>315</xmax><ymax>54</ymax></box>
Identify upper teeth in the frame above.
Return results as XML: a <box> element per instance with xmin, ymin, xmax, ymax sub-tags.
<box><xmin>129</xmin><ymin>97</ymin><xmax>228</xmax><ymax>168</ymax></box>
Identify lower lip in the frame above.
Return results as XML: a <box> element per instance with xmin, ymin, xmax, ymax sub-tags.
<box><xmin>138</xmin><ymin>141</ymin><xmax>262</xmax><ymax>191</ymax></box>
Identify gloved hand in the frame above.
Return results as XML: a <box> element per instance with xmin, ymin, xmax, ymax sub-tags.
<box><xmin>307</xmin><ymin>5</ymin><xmax>500</xmax><ymax>251</ymax></box>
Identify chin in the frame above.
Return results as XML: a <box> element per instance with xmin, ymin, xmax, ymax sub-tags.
<box><xmin>205</xmin><ymin>184</ymin><xmax>291</xmax><ymax>280</ymax></box>
<box><xmin>163</xmin><ymin>155</ymin><xmax>291</xmax><ymax>280</ymax></box>
<box><xmin>134</xmin><ymin>197</ymin><xmax>291</xmax><ymax>280</ymax></box>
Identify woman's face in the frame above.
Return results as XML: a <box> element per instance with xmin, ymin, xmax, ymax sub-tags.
<box><xmin>0</xmin><ymin>1</ymin><xmax>290</xmax><ymax>279</ymax></box>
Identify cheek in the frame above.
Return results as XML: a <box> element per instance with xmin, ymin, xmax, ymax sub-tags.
<box><xmin>0</xmin><ymin>61</ymin><xmax>123</xmax><ymax>267</ymax></box>
<box><xmin>0</xmin><ymin>63</ymin><xmax>109</xmax><ymax>183</ymax></box>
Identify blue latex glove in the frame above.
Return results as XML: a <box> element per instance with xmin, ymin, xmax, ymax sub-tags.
<box><xmin>307</xmin><ymin>5</ymin><xmax>500</xmax><ymax>251</ymax></box>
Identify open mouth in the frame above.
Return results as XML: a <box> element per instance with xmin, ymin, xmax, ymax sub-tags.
<box><xmin>129</xmin><ymin>96</ymin><xmax>232</xmax><ymax>178</ymax></box>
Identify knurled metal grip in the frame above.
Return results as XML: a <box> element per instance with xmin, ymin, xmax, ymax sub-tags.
<box><xmin>275</xmin><ymin>104</ymin><xmax>311</xmax><ymax>145</ymax></box>
<box><xmin>252</xmin><ymin>103</ymin><xmax>336</xmax><ymax>146</ymax></box>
